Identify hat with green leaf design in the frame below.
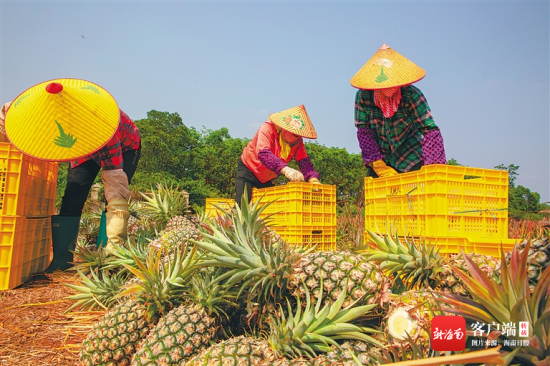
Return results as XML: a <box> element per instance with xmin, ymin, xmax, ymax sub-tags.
<box><xmin>5</xmin><ymin>78</ymin><xmax>119</xmax><ymax>161</ymax></box>
<box><xmin>350</xmin><ymin>44</ymin><xmax>426</xmax><ymax>90</ymax></box>
<box><xmin>269</xmin><ymin>104</ymin><xmax>317</xmax><ymax>139</ymax></box>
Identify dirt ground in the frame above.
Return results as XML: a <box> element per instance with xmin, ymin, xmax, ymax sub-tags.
<box><xmin>0</xmin><ymin>271</ymin><xmax>105</xmax><ymax>366</ymax></box>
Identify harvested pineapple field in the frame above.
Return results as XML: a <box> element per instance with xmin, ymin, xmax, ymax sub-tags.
<box><xmin>0</xmin><ymin>271</ymin><xmax>102</xmax><ymax>366</ymax></box>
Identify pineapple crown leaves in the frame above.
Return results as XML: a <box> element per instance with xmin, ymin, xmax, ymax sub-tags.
<box><xmin>184</xmin><ymin>267</ymin><xmax>240</xmax><ymax>320</ymax></box>
<box><xmin>138</xmin><ymin>180</ymin><xmax>189</xmax><ymax>227</ymax></box>
<box><xmin>117</xmin><ymin>243</ymin><xmax>200</xmax><ymax>320</ymax></box>
<box><xmin>193</xmin><ymin>193</ymin><xmax>298</xmax><ymax>303</ymax></box>
<box><xmin>437</xmin><ymin>243</ymin><xmax>550</xmax><ymax>365</ymax></box>
<box><xmin>362</xmin><ymin>229</ymin><xmax>443</xmax><ymax>290</ymax></box>
<box><xmin>53</xmin><ymin>120</ymin><xmax>77</xmax><ymax>148</ymax></box>
<box><xmin>64</xmin><ymin>268</ymin><xmax>128</xmax><ymax>312</ymax></box>
<box><xmin>268</xmin><ymin>279</ymin><xmax>383</xmax><ymax>359</ymax></box>
<box><xmin>102</xmin><ymin>237</ymin><xmax>151</xmax><ymax>273</ymax></box>
<box><xmin>72</xmin><ymin>242</ymin><xmax>110</xmax><ymax>275</ymax></box>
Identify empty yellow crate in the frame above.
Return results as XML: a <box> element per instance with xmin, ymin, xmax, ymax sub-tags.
<box><xmin>205</xmin><ymin>198</ymin><xmax>235</xmax><ymax>218</ymax></box>
<box><xmin>0</xmin><ymin>216</ymin><xmax>52</xmax><ymax>290</ymax></box>
<box><xmin>276</xmin><ymin>226</ymin><xmax>336</xmax><ymax>252</ymax></box>
<box><xmin>365</xmin><ymin>165</ymin><xmax>509</xmax><ymax>239</ymax></box>
<box><xmin>253</xmin><ymin>183</ymin><xmax>336</xmax><ymax>227</ymax></box>
<box><xmin>0</xmin><ymin>143</ymin><xmax>58</xmax><ymax>217</ymax></box>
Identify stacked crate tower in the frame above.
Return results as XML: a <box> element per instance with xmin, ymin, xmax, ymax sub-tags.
<box><xmin>0</xmin><ymin>143</ymin><xmax>58</xmax><ymax>290</ymax></box>
<box><xmin>253</xmin><ymin>182</ymin><xmax>337</xmax><ymax>251</ymax></box>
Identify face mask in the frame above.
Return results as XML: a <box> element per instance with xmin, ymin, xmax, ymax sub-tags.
<box><xmin>282</xmin><ymin>130</ymin><xmax>300</xmax><ymax>144</ymax></box>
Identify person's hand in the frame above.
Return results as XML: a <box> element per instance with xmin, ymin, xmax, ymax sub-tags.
<box><xmin>371</xmin><ymin>159</ymin><xmax>399</xmax><ymax>178</ymax></box>
<box><xmin>281</xmin><ymin>166</ymin><xmax>304</xmax><ymax>182</ymax></box>
<box><xmin>309</xmin><ymin>178</ymin><xmax>321</xmax><ymax>184</ymax></box>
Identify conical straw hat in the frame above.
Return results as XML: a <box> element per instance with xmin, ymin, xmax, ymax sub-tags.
<box><xmin>268</xmin><ymin>105</ymin><xmax>317</xmax><ymax>139</ymax></box>
<box><xmin>5</xmin><ymin>78</ymin><xmax>119</xmax><ymax>161</ymax></box>
<box><xmin>350</xmin><ymin>44</ymin><xmax>426</xmax><ymax>90</ymax></box>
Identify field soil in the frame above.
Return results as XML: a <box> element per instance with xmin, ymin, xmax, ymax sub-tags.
<box><xmin>0</xmin><ymin>271</ymin><xmax>104</xmax><ymax>366</ymax></box>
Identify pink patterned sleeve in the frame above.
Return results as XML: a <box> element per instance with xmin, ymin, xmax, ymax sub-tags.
<box><xmin>422</xmin><ymin>129</ymin><xmax>447</xmax><ymax>165</ymax></box>
<box><xmin>297</xmin><ymin>157</ymin><xmax>319</xmax><ymax>182</ymax></box>
<box><xmin>357</xmin><ymin>126</ymin><xmax>384</xmax><ymax>165</ymax></box>
<box><xmin>258</xmin><ymin>148</ymin><xmax>287</xmax><ymax>173</ymax></box>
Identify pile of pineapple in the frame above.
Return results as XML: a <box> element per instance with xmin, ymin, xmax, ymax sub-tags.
<box><xmin>68</xmin><ymin>184</ymin><xmax>550</xmax><ymax>366</ymax></box>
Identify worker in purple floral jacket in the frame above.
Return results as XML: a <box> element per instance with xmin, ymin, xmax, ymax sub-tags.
<box><xmin>350</xmin><ymin>44</ymin><xmax>446</xmax><ymax>178</ymax></box>
<box><xmin>236</xmin><ymin>105</ymin><xmax>320</xmax><ymax>204</ymax></box>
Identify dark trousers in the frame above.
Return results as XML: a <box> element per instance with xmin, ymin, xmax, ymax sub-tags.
<box><xmin>366</xmin><ymin>161</ymin><xmax>423</xmax><ymax>178</ymax></box>
<box><xmin>59</xmin><ymin>148</ymin><xmax>141</xmax><ymax>216</ymax></box>
<box><xmin>235</xmin><ymin>158</ymin><xmax>274</xmax><ymax>205</ymax></box>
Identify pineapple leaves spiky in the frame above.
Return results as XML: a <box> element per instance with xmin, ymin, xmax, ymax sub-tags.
<box><xmin>438</xmin><ymin>242</ymin><xmax>550</xmax><ymax>366</ymax></box>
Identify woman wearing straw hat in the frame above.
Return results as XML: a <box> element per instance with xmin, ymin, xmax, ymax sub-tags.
<box><xmin>4</xmin><ymin>79</ymin><xmax>141</xmax><ymax>272</ymax></box>
<box><xmin>350</xmin><ymin>44</ymin><xmax>446</xmax><ymax>178</ymax></box>
<box><xmin>236</xmin><ymin>104</ymin><xmax>320</xmax><ymax>204</ymax></box>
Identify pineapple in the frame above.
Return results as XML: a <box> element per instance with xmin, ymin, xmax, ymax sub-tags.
<box><xmin>503</xmin><ymin>238</ymin><xmax>549</xmax><ymax>291</ymax></box>
<box><xmin>438</xmin><ymin>243</ymin><xmax>550</xmax><ymax>366</ymax></box>
<box><xmin>139</xmin><ymin>181</ymin><xmax>190</xmax><ymax>231</ymax></box>
<box><xmin>130</xmin><ymin>267</ymin><xmax>239</xmax><ymax>365</ymax></box>
<box><xmin>79</xmin><ymin>243</ymin><xmax>200</xmax><ymax>365</ymax></box>
<box><xmin>192</xmin><ymin>196</ymin><xmax>390</xmax><ymax>311</ymax></box>
<box><xmin>185</xmin><ymin>284</ymin><xmax>382</xmax><ymax>365</ymax></box>
<box><xmin>362</xmin><ymin>230</ymin><xmax>499</xmax><ymax>297</ymax></box>
<box><xmin>80</xmin><ymin>299</ymin><xmax>150</xmax><ymax>366</ymax></box>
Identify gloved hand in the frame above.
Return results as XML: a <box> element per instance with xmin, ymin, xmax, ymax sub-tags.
<box><xmin>309</xmin><ymin>178</ymin><xmax>321</xmax><ymax>184</ymax></box>
<box><xmin>371</xmin><ymin>159</ymin><xmax>399</xmax><ymax>178</ymax></box>
<box><xmin>280</xmin><ymin>166</ymin><xmax>304</xmax><ymax>182</ymax></box>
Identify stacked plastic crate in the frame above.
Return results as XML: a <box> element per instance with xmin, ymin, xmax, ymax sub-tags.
<box><xmin>364</xmin><ymin>164</ymin><xmax>517</xmax><ymax>256</ymax></box>
<box><xmin>253</xmin><ymin>182</ymin><xmax>337</xmax><ymax>251</ymax></box>
<box><xmin>0</xmin><ymin>143</ymin><xmax>58</xmax><ymax>290</ymax></box>
<box><xmin>205</xmin><ymin>198</ymin><xmax>235</xmax><ymax>219</ymax></box>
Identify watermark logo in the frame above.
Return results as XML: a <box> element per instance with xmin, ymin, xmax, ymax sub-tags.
<box><xmin>431</xmin><ymin>316</ymin><xmax>466</xmax><ymax>351</ymax></box>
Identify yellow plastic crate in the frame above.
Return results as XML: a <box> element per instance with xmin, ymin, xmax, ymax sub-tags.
<box><xmin>0</xmin><ymin>143</ymin><xmax>58</xmax><ymax>217</ymax></box>
<box><xmin>205</xmin><ymin>198</ymin><xmax>235</xmax><ymax>218</ymax></box>
<box><xmin>253</xmin><ymin>183</ymin><xmax>336</xmax><ymax>227</ymax></box>
<box><xmin>0</xmin><ymin>216</ymin><xmax>52</xmax><ymax>290</ymax></box>
<box><xmin>365</xmin><ymin>165</ymin><xmax>509</xmax><ymax>240</ymax></box>
<box><xmin>276</xmin><ymin>226</ymin><xmax>336</xmax><ymax>252</ymax></box>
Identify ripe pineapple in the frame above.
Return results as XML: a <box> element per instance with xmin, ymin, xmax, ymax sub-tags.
<box><xmin>193</xmin><ymin>197</ymin><xmax>389</xmax><ymax>309</ymax></box>
<box><xmin>79</xmin><ymin>243</ymin><xmax>200</xmax><ymax>365</ymax></box>
<box><xmin>131</xmin><ymin>267</ymin><xmax>239</xmax><ymax>365</ymax></box>
<box><xmin>185</xmin><ymin>284</ymin><xmax>382</xmax><ymax>365</ymax></box>
<box><xmin>80</xmin><ymin>299</ymin><xmax>150</xmax><ymax>366</ymax></box>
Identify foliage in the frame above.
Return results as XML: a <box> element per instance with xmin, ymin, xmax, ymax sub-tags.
<box><xmin>508</xmin><ymin>217</ymin><xmax>550</xmax><ymax>239</ymax></box>
<box><xmin>494</xmin><ymin>163</ymin><xmax>520</xmax><ymax>188</ymax></box>
<box><xmin>509</xmin><ymin>185</ymin><xmax>549</xmax><ymax>220</ymax></box>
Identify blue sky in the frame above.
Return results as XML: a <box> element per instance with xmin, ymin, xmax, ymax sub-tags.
<box><xmin>1</xmin><ymin>0</ymin><xmax>549</xmax><ymax>201</ymax></box>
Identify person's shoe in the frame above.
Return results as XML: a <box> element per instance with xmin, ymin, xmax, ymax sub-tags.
<box><xmin>44</xmin><ymin>215</ymin><xmax>80</xmax><ymax>273</ymax></box>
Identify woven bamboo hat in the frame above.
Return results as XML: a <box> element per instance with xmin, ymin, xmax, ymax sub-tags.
<box><xmin>5</xmin><ymin>78</ymin><xmax>119</xmax><ymax>161</ymax></box>
<box><xmin>350</xmin><ymin>44</ymin><xmax>426</xmax><ymax>90</ymax></box>
<box><xmin>268</xmin><ymin>105</ymin><xmax>317</xmax><ymax>139</ymax></box>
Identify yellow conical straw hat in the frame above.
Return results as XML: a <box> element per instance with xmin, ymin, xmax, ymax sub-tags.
<box><xmin>350</xmin><ymin>44</ymin><xmax>426</xmax><ymax>90</ymax></box>
<box><xmin>5</xmin><ymin>78</ymin><xmax>119</xmax><ymax>161</ymax></box>
<box><xmin>268</xmin><ymin>105</ymin><xmax>317</xmax><ymax>139</ymax></box>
